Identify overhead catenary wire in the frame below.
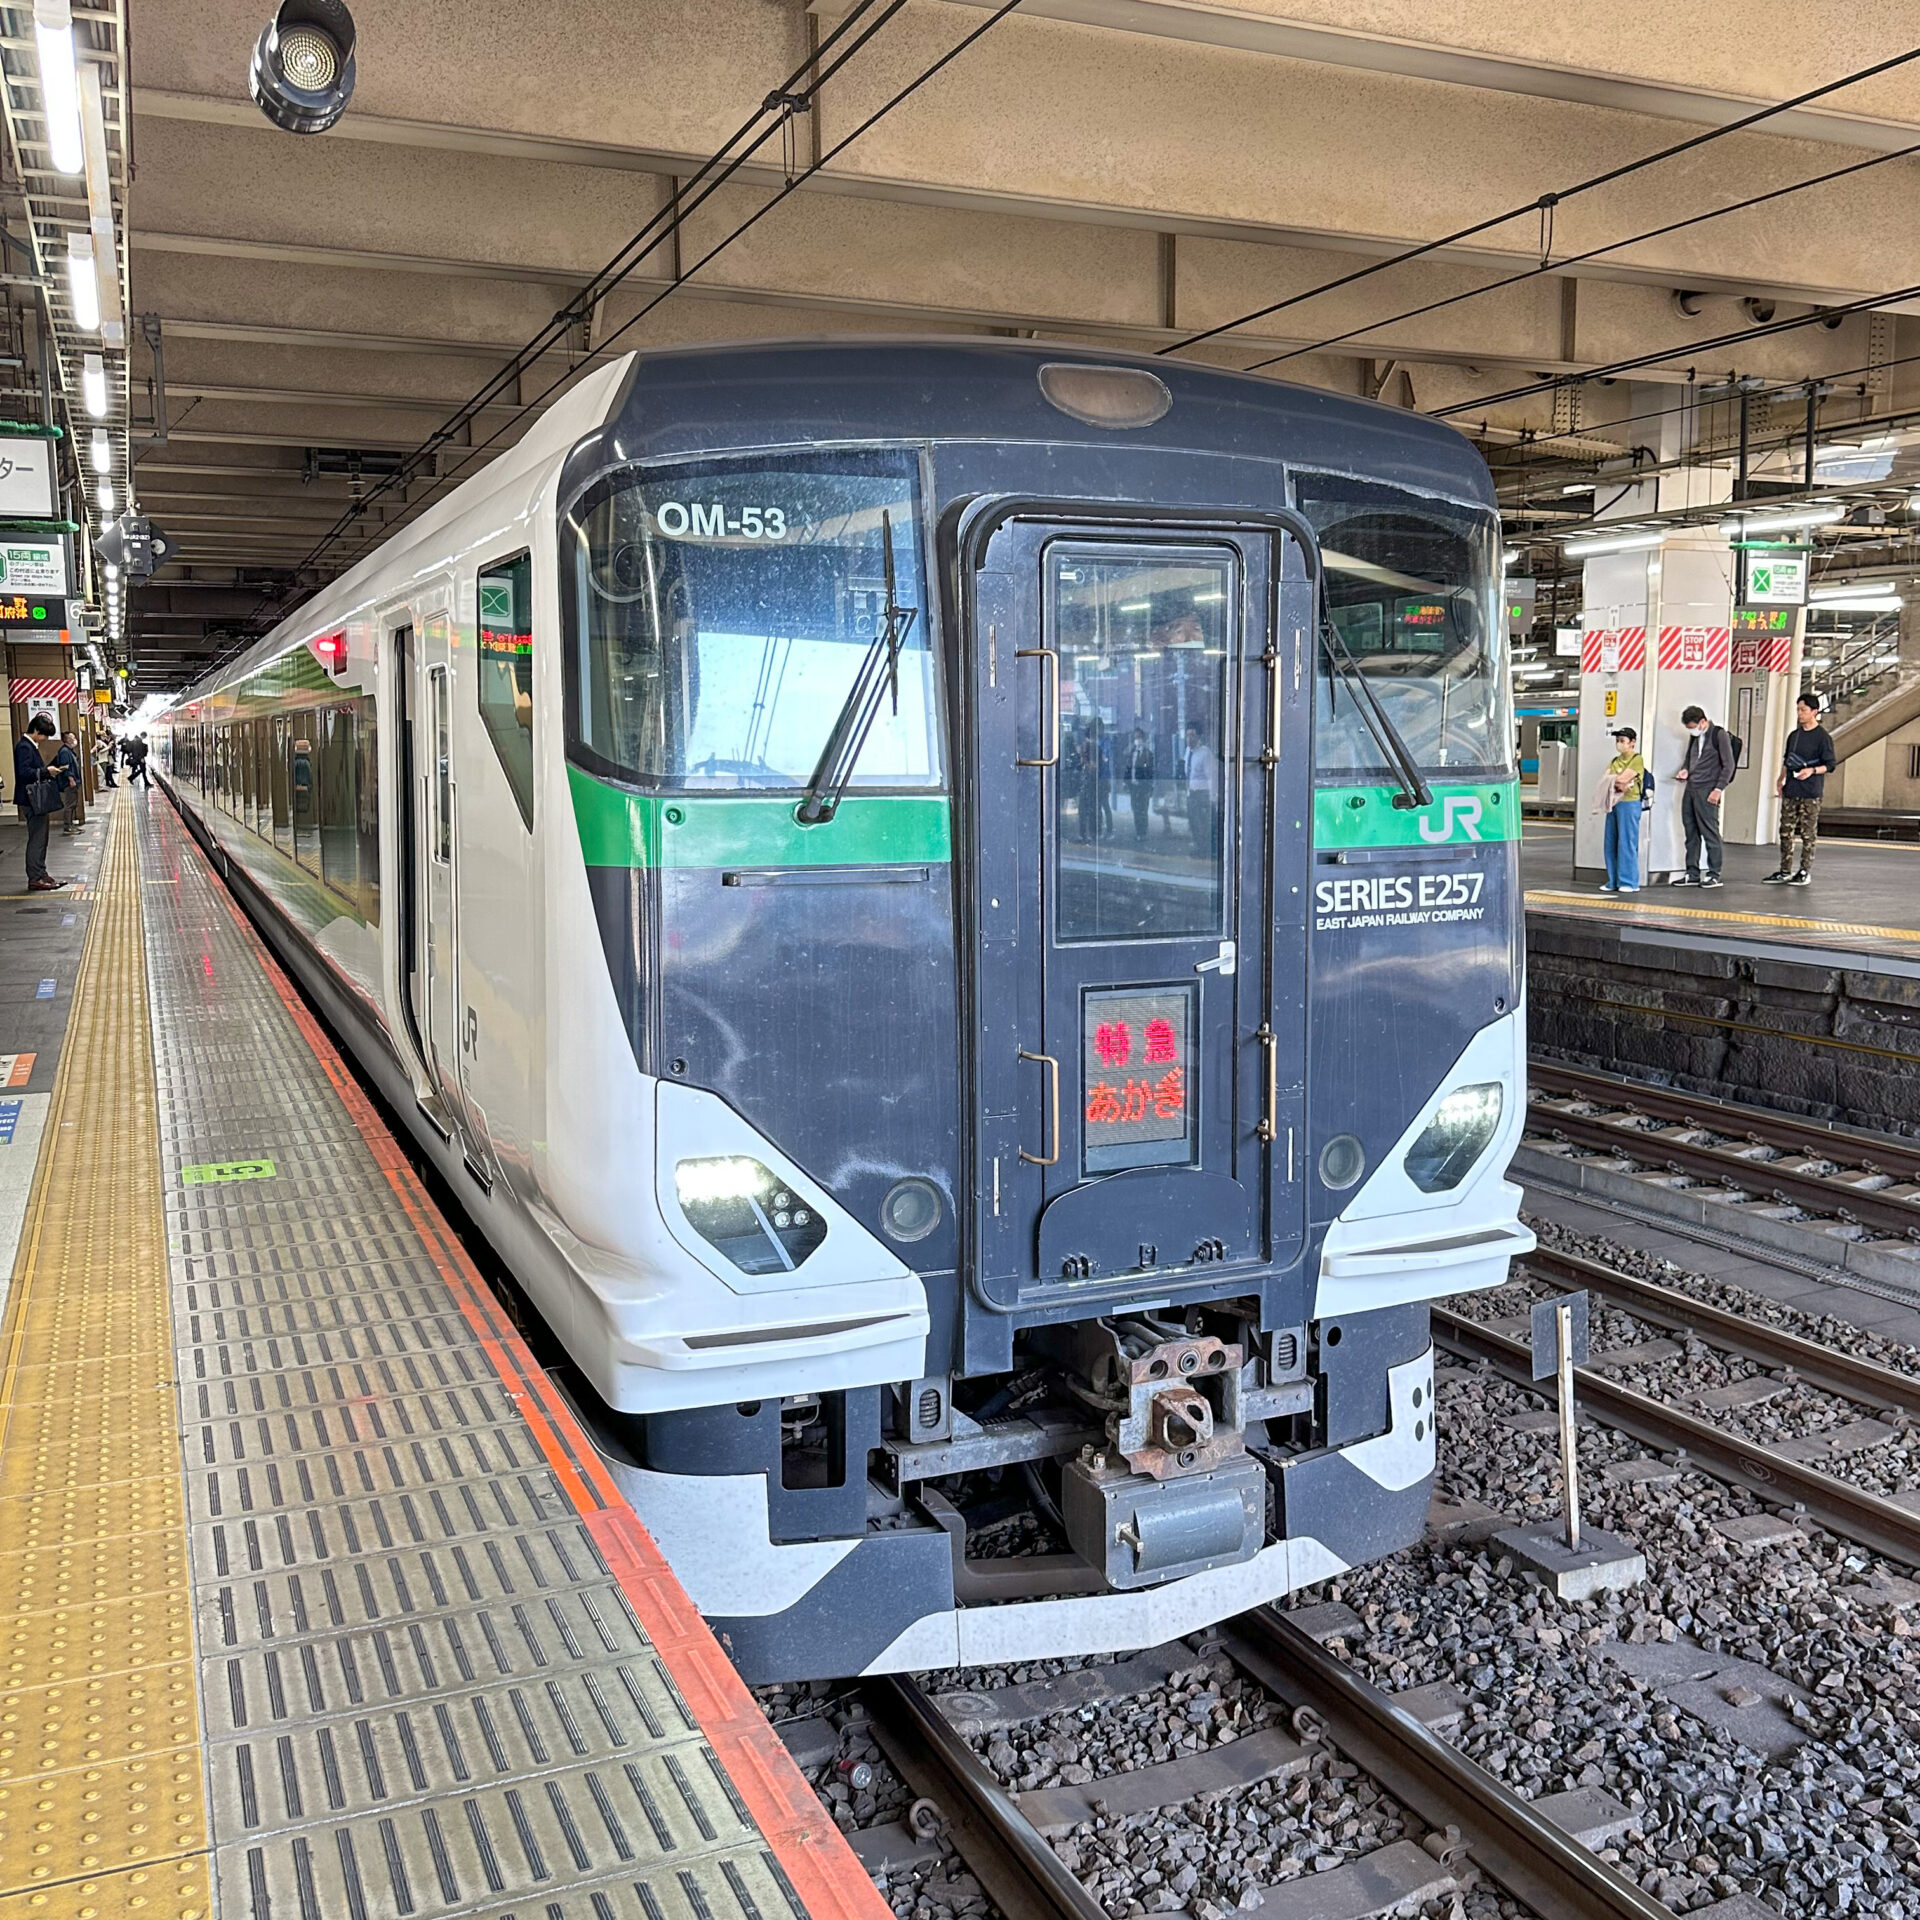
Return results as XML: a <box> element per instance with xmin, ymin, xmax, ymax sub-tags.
<box><xmin>218</xmin><ymin>0</ymin><xmax>1029</xmax><ymax>672</ymax></box>
<box><xmin>207</xmin><ymin>0</ymin><xmax>1027</xmax><ymax>678</ymax></box>
<box><xmin>1432</xmin><ymin>275</ymin><xmax>1920</xmax><ymax>419</ymax></box>
<box><xmin>1242</xmin><ymin>135</ymin><xmax>1920</xmax><ymax>376</ymax></box>
<box><xmin>1155</xmin><ymin>42</ymin><xmax>1920</xmax><ymax>362</ymax></box>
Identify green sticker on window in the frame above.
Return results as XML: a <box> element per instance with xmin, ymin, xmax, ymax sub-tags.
<box><xmin>182</xmin><ymin>1158</ymin><xmax>277</xmax><ymax>1185</ymax></box>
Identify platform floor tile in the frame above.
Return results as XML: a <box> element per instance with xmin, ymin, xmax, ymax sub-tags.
<box><xmin>134</xmin><ymin>792</ymin><xmax>880</xmax><ymax>1920</ymax></box>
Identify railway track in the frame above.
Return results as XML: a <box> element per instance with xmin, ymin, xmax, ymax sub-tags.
<box><xmin>858</xmin><ymin>1613</ymin><xmax>1674</xmax><ymax>1920</ymax></box>
<box><xmin>1526</xmin><ymin>1061</ymin><xmax>1920</xmax><ymax>1242</ymax></box>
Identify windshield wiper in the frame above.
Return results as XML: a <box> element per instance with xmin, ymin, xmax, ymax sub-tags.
<box><xmin>797</xmin><ymin>510</ymin><xmax>919</xmax><ymax>824</ymax></box>
<box><xmin>1320</xmin><ymin>615</ymin><xmax>1433</xmax><ymax>811</ymax></box>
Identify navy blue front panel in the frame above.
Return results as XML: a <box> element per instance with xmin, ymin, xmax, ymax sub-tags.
<box><xmin>654</xmin><ymin>865</ymin><xmax>962</xmax><ymax>1269</ymax></box>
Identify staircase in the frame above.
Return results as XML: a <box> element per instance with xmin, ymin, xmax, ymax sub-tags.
<box><xmin>1808</xmin><ymin>616</ymin><xmax>1920</xmax><ymax>763</ymax></box>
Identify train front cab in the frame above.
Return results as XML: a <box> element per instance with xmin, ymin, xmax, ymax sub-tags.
<box><xmin>607</xmin><ymin>454</ymin><xmax>1533</xmax><ymax>1682</ymax></box>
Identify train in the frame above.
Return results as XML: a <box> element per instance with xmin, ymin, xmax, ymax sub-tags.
<box><xmin>156</xmin><ymin>339</ymin><xmax>1534</xmax><ymax>1681</ymax></box>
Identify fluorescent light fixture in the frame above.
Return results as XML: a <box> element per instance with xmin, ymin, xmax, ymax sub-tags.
<box><xmin>1561</xmin><ymin>530</ymin><xmax>1667</xmax><ymax>558</ymax></box>
<box><xmin>89</xmin><ymin>429</ymin><xmax>109</xmax><ymax>473</ymax></box>
<box><xmin>1810</xmin><ymin>581</ymin><xmax>1898</xmax><ymax>603</ymax></box>
<box><xmin>1117</xmin><ymin>600</ymin><xmax>1151</xmax><ymax>613</ymax></box>
<box><xmin>81</xmin><ymin>351</ymin><xmax>106</xmax><ymax>417</ymax></box>
<box><xmin>65</xmin><ymin>231</ymin><xmax>98</xmax><ymax>331</ymax></box>
<box><xmin>104</xmin><ymin>562</ymin><xmax>118</xmax><ymax>579</ymax></box>
<box><xmin>1812</xmin><ymin>593</ymin><xmax>1901</xmax><ymax>612</ymax></box>
<box><xmin>1502</xmin><ymin>550</ymin><xmax>1525</xmax><ymax>569</ymax></box>
<box><xmin>1718</xmin><ymin>505</ymin><xmax>1843</xmax><ymax>537</ymax></box>
<box><xmin>1190</xmin><ymin>590</ymin><xmax>1224</xmax><ymax>603</ymax></box>
<box><xmin>95</xmin><ymin>480</ymin><xmax>113</xmax><ymax>512</ymax></box>
<box><xmin>32</xmin><ymin>0</ymin><xmax>82</xmax><ymax>175</ymax></box>
<box><xmin>78</xmin><ymin>64</ymin><xmax>120</xmax><ymax>344</ymax></box>
<box><xmin>1560</xmin><ymin>483</ymin><xmax>1596</xmax><ymax>496</ymax></box>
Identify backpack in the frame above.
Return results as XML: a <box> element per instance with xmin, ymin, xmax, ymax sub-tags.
<box><xmin>1640</xmin><ymin>766</ymin><xmax>1655</xmax><ymax>806</ymax></box>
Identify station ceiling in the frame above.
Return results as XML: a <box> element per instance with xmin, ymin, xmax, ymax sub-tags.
<box><xmin>111</xmin><ymin>0</ymin><xmax>1920</xmax><ymax>684</ymax></box>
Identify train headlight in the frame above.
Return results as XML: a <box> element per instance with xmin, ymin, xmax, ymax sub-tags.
<box><xmin>1403</xmin><ymin>1082</ymin><xmax>1504</xmax><ymax>1194</ymax></box>
<box><xmin>674</xmin><ymin>1156</ymin><xmax>827</xmax><ymax>1276</ymax></box>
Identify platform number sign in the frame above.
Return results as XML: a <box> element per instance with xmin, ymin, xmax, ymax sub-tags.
<box><xmin>1081</xmin><ymin>985</ymin><xmax>1195</xmax><ymax>1173</ymax></box>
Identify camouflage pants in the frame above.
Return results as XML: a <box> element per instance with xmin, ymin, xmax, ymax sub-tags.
<box><xmin>1779</xmin><ymin>795</ymin><xmax>1822</xmax><ymax>873</ymax></box>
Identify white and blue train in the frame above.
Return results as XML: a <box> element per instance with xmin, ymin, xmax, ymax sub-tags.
<box><xmin>158</xmin><ymin>340</ymin><xmax>1534</xmax><ymax>1681</ymax></box>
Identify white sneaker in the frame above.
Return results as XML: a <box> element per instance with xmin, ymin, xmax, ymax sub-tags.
<box><xmin>1599</xmin><ymin>883</ymin><xmax>1617</xmax><ymax>893</ymax></box>
<box><xmin>1619</xmin><ymin>884</ymin><xmax>1638</xmax><ymax>893</ymax></box>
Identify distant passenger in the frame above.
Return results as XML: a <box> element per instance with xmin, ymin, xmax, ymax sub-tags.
<box><xmin>1184</xmin><ymin>724</ymin><xmax>1218</xmax><ymax>858</ymax></box>
<box><xmin>13</xmin><ymin>714</ymin><xmax>62</xmax><ymax>890</ymax></box>
<box><xmin>1767</xmin><ymin>692</ymin><xmax>1837</xmax><ymax>887</ymax></box>
<box><xmin>1671</xmin><ymin>704</ymin><xmax>1736</xmax><ymax>888</ymax></box>
<box><xmin>1124</xmin><ymin>727</ymin><xmax>1155</xmax><ymax>841</ymax></box>
<box><xmin>1597</xmin><ymin>725</ymin><xmax>1646</xmax><ymax>894</ymax></box>
<box><xmin>95</xmin><ymin>733</ymin><xmax>117</xmax><ymax>788</ymax></box>
<box><xmin>54</xmin><ymin>731</ymin><xmax>83</xmax><ymax>834</ymax></box>
<box><xmin>123</xmin><ymin>734</ymin><xmax>150</xmax><ymax>786</ymax></box>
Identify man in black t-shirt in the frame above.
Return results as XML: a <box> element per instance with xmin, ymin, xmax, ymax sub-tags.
<box><xmin>1766</xmin><ymin>692</ymin><xmax>1837</xmax><ymax>886</ymax></box>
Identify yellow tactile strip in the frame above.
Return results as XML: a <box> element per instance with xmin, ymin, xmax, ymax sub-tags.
<box><xmin>0</xmin><ymin>800</ymin><xmax>211</xmax><ymax>1918</ymax></box>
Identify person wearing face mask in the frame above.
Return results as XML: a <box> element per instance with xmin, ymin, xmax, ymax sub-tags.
<box><xmin>1671</xmin><ymin>704</ymin><xmax>1737</xmax><ymax>888</ymax></box>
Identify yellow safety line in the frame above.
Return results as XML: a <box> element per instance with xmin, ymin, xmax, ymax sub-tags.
<box><xmin>0</xmin><ymin>799</ymin><xmax>211</xmax><ymax>1920</ymax></box>
<box><xmin>1524</xmin><ymin>886</ymin><xmax>1920</xmax><ymax>946</ymax></box>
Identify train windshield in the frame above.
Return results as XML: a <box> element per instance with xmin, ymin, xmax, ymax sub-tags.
<box><xmin>1294</xmin><ymin>475</ymin><xmax>1509</xmax><ymax>779</ymax></box>
<box><xmin>563</xmin><ymin>448</ymin><xmax>941</xmax><ymax>791</ymax></box>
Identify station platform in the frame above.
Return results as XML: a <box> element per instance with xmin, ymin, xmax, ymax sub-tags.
<box><xmin>0</xmin><ymin>791</ymin><xmax>886</xmax><ymax>1920</ymax></box>
<box><xmin>1523</xmin><ymin>815</ymin><xmax>1920</xmax><ymax>1138</ymax></box>
<box><xmin>1523</xmin><ymin>816</ymin><xmax>1920</xmax><ymax>970</ymax></box>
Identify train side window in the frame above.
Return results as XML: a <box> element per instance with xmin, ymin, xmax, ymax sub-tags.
<box><xmin>477</xmin><ymin>551</ymin><xmax>535</xmax><ymax>828</ymax></box>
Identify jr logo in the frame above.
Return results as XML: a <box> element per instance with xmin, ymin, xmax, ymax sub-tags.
<box><xmin>1417</xmin><ymin>795</ymin><xmax>1483</xmax><ymax>843</ymax></box>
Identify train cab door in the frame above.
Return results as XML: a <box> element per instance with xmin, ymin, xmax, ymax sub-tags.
<box><xmin>396</xmin><ymin>609</ymin><xmax>489</xmax><ymax>1178</ymax></box>
<box><xmin>969</xmin><ymin>513</ymin><xmax>1312</xmax><ymax>1307</ymax></box>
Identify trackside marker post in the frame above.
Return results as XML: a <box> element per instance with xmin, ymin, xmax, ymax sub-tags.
<box><xmin>1495</xmin><ymin>1289</ymin><xmax>1645</xmax><ymax>1600</ymax></box>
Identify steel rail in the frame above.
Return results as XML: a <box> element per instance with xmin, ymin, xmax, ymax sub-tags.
<box><xmin>861</xmin><ymin>1675</ymin><xmax>1109</xmax><ymax>1920</ymax></box>
<box><xmin>1531</xmin><ymin>1062</ymin><xmax>1920</xmax><ymax>1184</ymax></box>
<box><xmin>1434</xmin><ymin>1306</ymin><xmax>1920</xmax><ymax>1569</ymax></box>
<box><xmin>1522</xmin><ymin>1242</ymin><xmax>1920</xmax><ymax>1421</ymax></box>
<box><xmin>1221</xmin><ymin>1610</ymin><xmax>1673</xmax><ymax>1920</ymax></box>
<box><xmin>1525</xmin><ymin>1085</ymin><xmax>1920</xmax><ymax>1242</ymax></box>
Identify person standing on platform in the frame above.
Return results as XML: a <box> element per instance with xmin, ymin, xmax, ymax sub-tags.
<box><xmin>13</xmin><ymin>714</ymin><xmax>63</xmax><ymax>891</ymax></box>
<box><xmin>1766</xmin><ymin>693</ymin><xmax>1837</xmax><ymax>887</ymax></box>
<box><xmin>123</xmin><ymin>733</ymin><xmax>149</xmax><ymax>786</ymax></box>
<box><xmin>95</xmin><ymin>732</ymin><xmax>117</xmax><ymax>788</ymax></box>
<box><xmin>53</xmin><ymin>731</ymin><xmax>83</xmax><ymax>835</ymax></box>
<box><xmin>1184</xmin><ymin>723</ymin><xmax>1218</xmax><ymax>858</ymax></box>
<box><xmin>1124</xmin><ymin>727</ymin><xmax>1155</xmax><ymax>842</ymax></box>
<box><xmin>1597</xmin><ymin>725</ymin><xmax>1647</xmax><ymax>893</ymax></box>
<box><xmin>1672</xmin><ymin>703</ymin><xmax>1736</xmax><ymax>888</ymax></box>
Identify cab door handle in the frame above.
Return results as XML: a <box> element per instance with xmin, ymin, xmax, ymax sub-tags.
<box><xmin>1018</xmin><ymin>1047</ymin><xmax>1061</xmax><ymax>1165</ymax></box>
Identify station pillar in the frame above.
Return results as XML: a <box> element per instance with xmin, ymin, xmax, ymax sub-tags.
<box><xmin>1576</xmin><ymin>536</ymin><xmax>1787</xmax><ymax>877</ymax></box>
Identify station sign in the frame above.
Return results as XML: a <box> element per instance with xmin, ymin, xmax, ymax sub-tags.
<box><xmin>0</xmin><ymin>541</ymin><xmax>67</xmax><ymax>596</ymax></box>
<box><xmin>1737</xmin><ymin>544</ymin><xmax>1809</xmax><ymax>608</ymax></box>
<box><xmin>0</xmin><ymin>593</ymin><xmax>66</xmax><ymax>630</ymax></box>
<box><xmin>1506</xmin><ymin>577</ymin><xmax>1536</xmax><ymax>637</ymax></box>
<box><xmin>0</xmin><ymin>439</ymin><xmax>56</xmax><ymax>518</ymax></box>
<box><xmin>1554</xmin><ymin>628</ymin><xmax>1582</xmax><ymax>657</ymax></box>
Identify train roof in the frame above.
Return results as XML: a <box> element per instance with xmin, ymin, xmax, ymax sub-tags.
<box><xmin>588</xmin><ymin>337</ymin><xmax>1496</xmax><ymax>511</ymax></box>
<box><xmin>170</xmin><ymin>338</ymin><xmax>1492</xmax><ymax>708</ymax></box>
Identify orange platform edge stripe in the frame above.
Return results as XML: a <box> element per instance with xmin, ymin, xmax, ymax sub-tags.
<box><xmin>194</xmin><ymin>828</ymin><xmax>892</xmax><ymax>1920</ymax></box>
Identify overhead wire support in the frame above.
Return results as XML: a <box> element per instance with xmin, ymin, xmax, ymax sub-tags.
<box><xmin>225</xmin><ymin>0</ymin><xmax>1029</xmax><ymax>667</ymax></box>
<box><xmin>1242</xmin><ymin>133</ymin><xmax>1920</xmax><ymax>377</ymax></box>
<box><xmin>1155</xmin><ymin>41</ymin><xmax>1920</xmax><ymax>361</ymax></box>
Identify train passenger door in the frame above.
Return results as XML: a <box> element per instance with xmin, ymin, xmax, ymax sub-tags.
<box><xmin>969</xmin><ymin>514</ymin><xmax>1311</xmax><ymax>1305</ymax></box>
<box><xmin>397</xmin><ymin>611</ymin><xmax>489</xmax><ymax>1175</ymax></box>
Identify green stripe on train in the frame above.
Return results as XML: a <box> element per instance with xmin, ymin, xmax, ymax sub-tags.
<box><xmin>1314</xmin><ymin>780</ymin><xmax>1520</xmax><ymax>848</ymax></box>
<box><xmin>567</xmin><ymin>765</ymin><xmax>953</xmax><ymax>869</ymax></box>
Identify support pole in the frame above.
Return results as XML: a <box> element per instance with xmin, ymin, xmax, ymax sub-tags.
<box><xmin>1557</xmin><ymin>1301</ymin><xmax>1581</xmax><ymax>1551</ymax></box>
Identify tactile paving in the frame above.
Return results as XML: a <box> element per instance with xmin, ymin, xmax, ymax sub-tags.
<box><xmin>132</xmin><ymin>795</ymin><xmax>865</xmax><ymax>1920</ymax></box>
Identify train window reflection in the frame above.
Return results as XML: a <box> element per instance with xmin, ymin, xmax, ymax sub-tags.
<box><xmin>1296</xmin><ymin>475</ymin><xmax>1509</xmax><ymax>778</ymax></box>
<box><xmin>564</xmin><ymin>450</ymin><xmax>942</xmax><ymax>793</ymax></box>
<box><xmin>1049</xmin><ymin>545</ymin><xmax>1232</xmax><ymax>944</ymax></box>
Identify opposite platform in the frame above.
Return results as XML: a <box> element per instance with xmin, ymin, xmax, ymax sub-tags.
<box><xmin>0</xmin><ymin>790</ymin><xmax>887</xmax><ymax>1920</ymax></box>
